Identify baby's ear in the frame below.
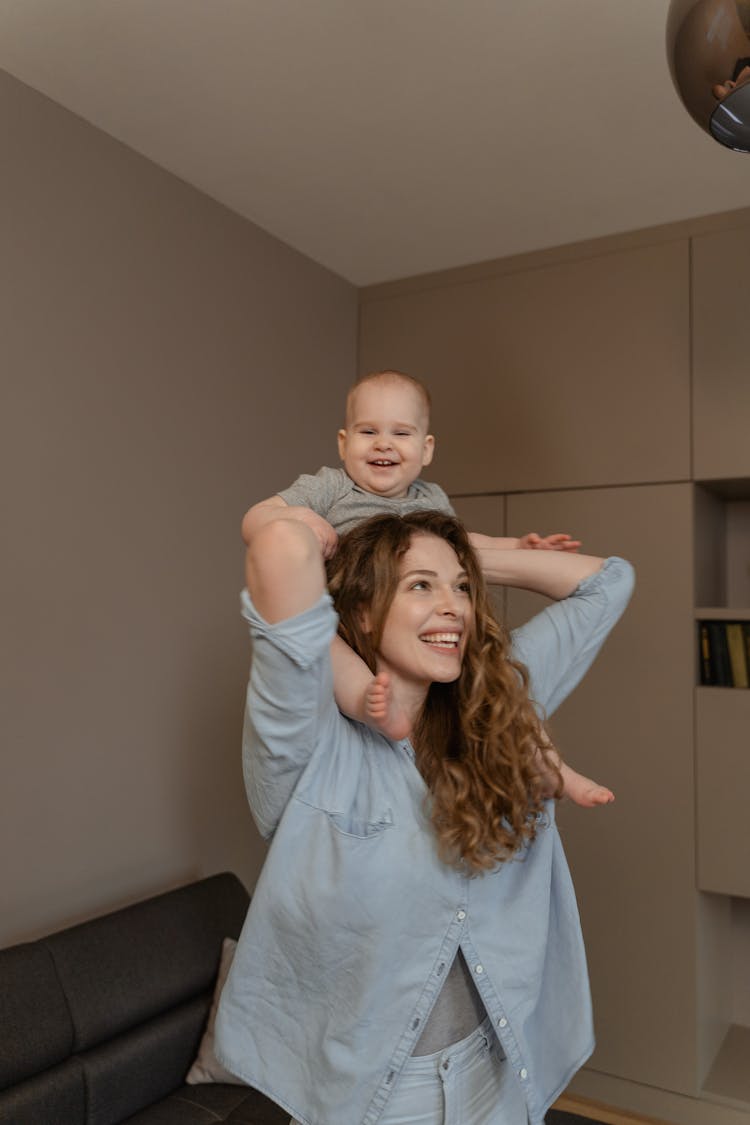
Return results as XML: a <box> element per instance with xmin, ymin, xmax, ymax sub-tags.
<box><xmin>421</xmin><ymin>433</ymin><xmax>435</xmax><ymax>467</ymax></box>
<box><xmin>337</xmin><ymin>429</ymin><xmax>347</xmax><ymax>461</ymax></box>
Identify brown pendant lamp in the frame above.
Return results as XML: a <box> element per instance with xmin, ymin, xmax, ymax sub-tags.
<box><xmin>668</xmin><ymin>0</ymin><xmax>750</xmax><ymax>150</ymax></box>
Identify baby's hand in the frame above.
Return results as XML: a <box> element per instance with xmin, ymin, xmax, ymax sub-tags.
<box><xmin>365</xmin><ymin>673</ymin><xmax>412</xmax><ymax>742</ymax></box>
<box><xmin>284</xmin><ymin>507</ymin><xmax>339</xmax><ymax>559</ymax></box>
<box><xmin>519</xmin><ymin>532</ymin><xmax>581</xmax><ymax>553</ymax></box>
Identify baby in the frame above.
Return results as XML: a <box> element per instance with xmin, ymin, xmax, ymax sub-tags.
<box><xmin>243</xmin><ymin>369</ymin><xmax>612</xmax><ymax>807</ymax></box>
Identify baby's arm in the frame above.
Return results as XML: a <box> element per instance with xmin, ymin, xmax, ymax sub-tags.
<box><xmin>330</xmin><ymin>636</ymin><xmax>412</xmax><ymax>741</ymax></box>
<box><xmin>242</xmin><ymin>495</ymin><xmax>338</xmax><ymax>559</ymax></box>
<box><xmin>469</xmin><ymin>531</ymin><xmax>581</xmax><ymax>558</ymax></box>
<box><xmin>468</xmin><ymin>532</ymin><xmax>584</xmax><ymax>586</ymax></box>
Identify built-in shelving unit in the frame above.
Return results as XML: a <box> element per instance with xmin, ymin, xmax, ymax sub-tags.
<box><xmin>694</xmin><ymin>479</ymin><xmax>750</xmax><ymax>1104</ymax></box>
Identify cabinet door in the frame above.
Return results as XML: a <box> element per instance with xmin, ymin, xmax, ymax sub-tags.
<box><xmin>506</xmin><ymin>484</ymin><xmax>697</xmax><ymax>1095</ymax></box>
<box><xmin>693</xmin><ymin>226</ymin><xmax>750</xmax><ymax>480</ymax></box>
<box><xmin>451</xmin><ymin>494</ymin><xmax>506</xmax><ymax>621</ymax></box>
<box><xmin>359</xmin><ymin>240</ymin><xmax>690</xmax><ymax>494</ymax></box>
<box><xmin>696</xmin><ymin>687</ymin><xmax>750</xmax><ymax>898</ymax></box>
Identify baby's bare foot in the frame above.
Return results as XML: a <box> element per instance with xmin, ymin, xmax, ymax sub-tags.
<box><xmin>565</xmin><ymin>770</ymin><xmax>615</xmax><ymax>808</ymax></box>
<box><xmin>365</xmin><ymin>673</ymin><xmax>412</xmax><ymax>741</ymax></box>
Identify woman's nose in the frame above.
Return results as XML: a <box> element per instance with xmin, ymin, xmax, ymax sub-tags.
<box><xmin>437</xmin><ymin>590</ymin><xmax>459</xmax><ymax>615</ymax></box>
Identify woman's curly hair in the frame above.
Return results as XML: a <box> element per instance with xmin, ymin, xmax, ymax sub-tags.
<box><xmin>326</xmin><ymin>510</ymin><xmax>562</xmax><ymax>874</ymax></box>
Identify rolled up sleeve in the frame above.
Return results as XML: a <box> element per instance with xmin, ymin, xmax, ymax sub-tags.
<box><xmin>510</xmin><ymin>557</ymin><xmax>635</xmax><ymax>718</ymax></box>
<box><xmin>240</xmin><ymin>589</ymin><xmax>340</xmax><ymax>838</ymax></box>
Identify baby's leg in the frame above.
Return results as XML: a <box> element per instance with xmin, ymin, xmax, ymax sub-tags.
<box><xmin>537</xmin><ymin>732</ymin><xmax>614</xmax><ymax>807</ymax></box>
<box><xmin>363</xmin><ymin>673</ymin><xmax>412</xmax><ymax>741</ymax></box>
<box><xmin>558</xmin><ymin>760</ymin><xmax>614</xmax><ymax>807</ymax></box>
<box><xmin>331</xmin><ymin>635</ymin><xmax>411</xmax><ymax>741</ymax></box>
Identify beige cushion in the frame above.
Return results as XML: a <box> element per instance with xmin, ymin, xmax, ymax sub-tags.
<box><xmin>185</xmin><ymin>937</ymin><xmax>245</xmax><ymax>1085</ymax></box>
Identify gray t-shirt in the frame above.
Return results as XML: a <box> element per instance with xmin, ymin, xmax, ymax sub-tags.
<box><xmin>278</xmin><ymin>465</ymin><xmax>455</xmax><ymax>535</ymax></box>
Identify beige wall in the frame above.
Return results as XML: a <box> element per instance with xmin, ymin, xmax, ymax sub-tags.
<box><xmin>0</xmin><ymin>69</ymin><xmax>357</xmax><ymax>946</ymax></box>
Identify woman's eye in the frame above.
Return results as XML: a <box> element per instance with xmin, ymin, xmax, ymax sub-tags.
<box><xmin>457</xmin><ymin>583</ymin><xmax>471</xmax><ymax>595</ymax></box>
<box><xmin>410</xmin><ymin>580</ymin><xmax>428</xmax><ymax>591</ymax></box>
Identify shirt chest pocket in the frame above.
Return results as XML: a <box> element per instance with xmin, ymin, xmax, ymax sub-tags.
<box><xmin>325</xmin><ymin>808</ymin><xmax>394</xmax><ymax>840</ymax></box>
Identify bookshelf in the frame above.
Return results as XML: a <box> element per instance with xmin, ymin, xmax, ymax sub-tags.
<box><xmin>693</xmin><ymin>478</ymin><xmax>750</xmax><ymax>882</ymax></box>
<box><xmin>695</xmin><ymin>617</ymin><xmax>750</xmax><ymax>689</ymax></box>
<box><xmin>693</xmin><ymin>478</ymin><xmax>750</xmax><ymax>1103</ymax></box>
<box><xmin>694</xmin><ymin>482</ymin><xmax>750</xmax><ymax>686</ymax></box>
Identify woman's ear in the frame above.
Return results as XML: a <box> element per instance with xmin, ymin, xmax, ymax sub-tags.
<box><xmin>356</xmin><ymin>605</ymin><xmax>373</xmax><ymax>634</ymax></box>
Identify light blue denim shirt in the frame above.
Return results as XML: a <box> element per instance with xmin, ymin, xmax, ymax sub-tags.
<box><xmin>215</xmin><ymin>557</ymin><xmax>635</xmax><ymax>1125</ymax></box>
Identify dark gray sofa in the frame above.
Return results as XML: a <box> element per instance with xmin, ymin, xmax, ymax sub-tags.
<box><xmin>0</xmin><ymin>872</ymin><xmax>287</xmax><ymax>1125</ymax></box>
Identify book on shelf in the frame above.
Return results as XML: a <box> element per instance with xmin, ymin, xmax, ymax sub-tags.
<box><xmin>698</xmin><ymin>619</ymin><xmax>750</xmax><ymax>688</ymax></box>
<box><xmin>726</xmin><ymin>623</ymin><xmax>749</xmax><ymax>689</ymax></box>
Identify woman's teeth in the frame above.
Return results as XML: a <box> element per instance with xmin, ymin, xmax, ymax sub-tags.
<box><xmin>420</xmin><ymin>633</ymin><xmax>460</xmax><ymax>647</ymax></box>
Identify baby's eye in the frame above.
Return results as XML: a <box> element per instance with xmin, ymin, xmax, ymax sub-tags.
<box><xmin>394</xmin><ymin>431</ymin><xmax>411</xmax><ymax>437</ymax></box>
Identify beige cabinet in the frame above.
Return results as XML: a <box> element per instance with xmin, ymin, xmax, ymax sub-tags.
<box><xmin>692</xmin><ymin>480</ymin><xmax>750</xmax><ymax>1105</ymax></box>
<box><xmin>360</xmin><ymin>240</ymin><xmax>690</xmax><ymax>495</ymax></box>
<box><xmin>696</xmin><ymin>687</ymin><xmax>750</xmax><ymax>898</ymax></box>
<box><xmin>361</xmin><ymin>208</ymin><xmax>750</xmax><ymax>1122</ymax></box>
<box><xmin>694</xmin><ymin>481</ymin><xmax>750</xmax><ymax>898</ymax></box>
<box><xmin>693</xmin><ymin>227</ymin><xmax>750</xmax><ymax>482</ymax></box>
<box><xmin>501</xmin><ymin>483</ymin><xmax>698</xmax><ymax>1094</ymax></box>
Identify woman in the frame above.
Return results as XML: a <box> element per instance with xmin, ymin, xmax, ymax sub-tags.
<box><xmin>215</xmin><ymin>511</ymin><xmax>634</xmax><ymax>1125</ymax></box>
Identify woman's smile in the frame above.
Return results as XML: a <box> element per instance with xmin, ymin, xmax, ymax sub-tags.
<box><xmin>419</xmin><ymin>630</ymin><xmax>462</xmax><ymax>650</ymax></box>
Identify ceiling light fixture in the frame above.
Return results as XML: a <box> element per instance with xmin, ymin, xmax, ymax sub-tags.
<box><xmin>667</xmin><ymin>0</ymin><xmax>750</xmax><ymax>151</ymax></box>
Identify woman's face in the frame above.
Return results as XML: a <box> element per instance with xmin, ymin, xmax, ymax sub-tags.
<box><xmin>373</xmin><ymin>533</ymin><xmax>472</xmax><ymax>696</ymax></box>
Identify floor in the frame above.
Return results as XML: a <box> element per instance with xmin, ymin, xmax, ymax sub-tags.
<box><xmin>546</xmin><ymin>1112</ymin><xmax>605</xmax><ymax>1125</ymax></box>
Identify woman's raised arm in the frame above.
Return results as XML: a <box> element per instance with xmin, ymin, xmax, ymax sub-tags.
<box><xmin>245</xmin><ymin>519</ymin><xmax>327</xmax><ymax>623</ymax></box>
<box><xmin>241</xmin><ymin>519</ymin><xmax>338</xmax><ymax>840</ymax></box>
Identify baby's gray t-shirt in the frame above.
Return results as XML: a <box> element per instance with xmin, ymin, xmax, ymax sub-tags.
<box><xmin>278</xmin><ymin>465</ymin><xmax>455</xmax><ymax>534</ymax></box>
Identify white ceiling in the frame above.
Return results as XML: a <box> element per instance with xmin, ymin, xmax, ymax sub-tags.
<box><xmin>1</xmin><ymin>0</ymin><xmax>748</xmax><ymax>286</ymax></box>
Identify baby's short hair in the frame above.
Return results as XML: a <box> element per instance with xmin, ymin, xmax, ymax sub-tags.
<box><xmin>345</xmin><ymin>370</ymin><xmax>432</xmax><ymax>427</ymax></box>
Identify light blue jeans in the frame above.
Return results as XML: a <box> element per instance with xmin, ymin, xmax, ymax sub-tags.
<box><xmin>290</xmin><ymin>1017</ymin><xmax>528</xmax><ymax>1124</ymax></box>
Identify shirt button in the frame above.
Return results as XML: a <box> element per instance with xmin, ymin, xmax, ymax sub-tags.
<box><xmin>498</xmin><ymin>1017</ymin><xmax>507</xmax><ymax>1028</ymax></box>
<box><xmin>474</xmin><ymin>964</ymin><xmax>484</xmax><ymax>974</ymax></box>
<box><xmin>520</xmin><ymin>1068</ymin><xmax>528</xmax><ymax>1080</ymax></box>
<box><xmin>456</xmin><ymin>909</ymin><xmax>466</xmax><ymax>921</ymax></box>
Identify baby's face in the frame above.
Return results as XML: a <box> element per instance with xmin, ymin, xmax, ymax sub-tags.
<box><xmin>337</xmin><ymin>379</ymin><xmax>434</xmax><ymax>499</ymax></box>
